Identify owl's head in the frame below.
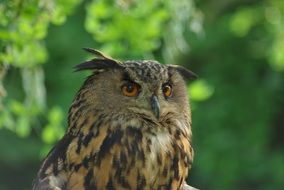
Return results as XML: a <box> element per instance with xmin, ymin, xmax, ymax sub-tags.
<box><xmin>73</xmin><ymin>48</ymin><xmax>196</xmax><ymax>124</ymax></box>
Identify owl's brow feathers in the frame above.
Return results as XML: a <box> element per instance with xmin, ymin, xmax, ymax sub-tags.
<box><xmin>75</xmin><ymin>47</ymin><xmax>197</xmax><ymax>82</ymax></box>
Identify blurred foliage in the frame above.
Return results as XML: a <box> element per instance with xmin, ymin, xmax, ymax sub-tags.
<box><xmin>85</xmin><ymin>0</ymin><xmax>169</xmax><ymax>57</ymax></box>
<box><xmin>185</xmin><ymin>0</ymin><xmax>284</xmax><ymax>189</ymax></box>
<box><xmin>85</xmin><ymin>0</ymin><xmax>201</xmax><ymax>62</ymax></box>
<box><xmin>0</xmin><ymin>0</ymin><xmax>81</xmax><ymax>142</ymax></box>
<box><xmin>0</xmin><ymin>0</ymin><xmax>284</xmax><ymax>190</ymax></box>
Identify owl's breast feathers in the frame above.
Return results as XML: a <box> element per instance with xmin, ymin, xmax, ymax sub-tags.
<box><xmin>33</xmin><ymin>112</ymin><xmax>193</xmax><ymax>190</ymax></box>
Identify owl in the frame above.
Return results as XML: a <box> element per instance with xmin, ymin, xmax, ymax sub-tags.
<box><xmin>32</xmin><ymin>48</ymin><xmax>197</xmax><ymax>190</ymax></box>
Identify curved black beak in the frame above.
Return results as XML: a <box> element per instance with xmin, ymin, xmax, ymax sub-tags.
<box><xmin>151</xmin><ymin>95</ymin><xmax>160</xmax><ymax>119</ymax></box>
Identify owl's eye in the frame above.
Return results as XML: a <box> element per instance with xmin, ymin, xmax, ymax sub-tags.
<box><xmin>121</xmin><ymin>82</ymin><xmax>140</xmax><ymax>97</ymax></box>
<box><xmin>162</xmin><ymin>84</ymin><xmax>172</xmax><ymax>98</ymax></box>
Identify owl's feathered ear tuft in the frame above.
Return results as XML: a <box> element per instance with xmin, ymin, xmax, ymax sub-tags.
<box><xmin>168</xmin><ymin>65</ymin><xmax>198</xmax><ymax>81</ymax></box>
<box><xmin>82</xmin><ymin>48</ymin><xmax>114</xmax><ymax>60</ymax></box>
<box><xmin>75</xmin><ymin>48</ymin><xmax>124</xmax><ymax>72</ymax></box>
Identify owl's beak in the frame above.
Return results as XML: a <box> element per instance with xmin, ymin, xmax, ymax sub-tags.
<box><xmin>151</xmin><ymin>95</ymin><xmax>160</xmax><ymax>119</ymax></box>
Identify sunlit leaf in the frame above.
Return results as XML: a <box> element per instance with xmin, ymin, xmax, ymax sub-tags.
<box><xmin>15</xmin><ymin>116</ymin><xmax>30</xmax><ymax>137</ymax></box>
<box><xmin>0</xmin><ymin>110</ymin><xmax>15</xmax><ymax>130</ymax></box>
<box><xmin>189</xmin><ymin>79</ymin><xmax>214</xmax><ymax>101</ymax></box>
<box><xmin>48</xmin><ymin>107</ymin><xmax>64</xmax><ymax>124</ymax></box>
<box><xmin>9</xmin><ymin>100</ymin><xmax>25</xmax><ymax>116</ymax></box>
<box><xmin>42</xmin><ymin>125</ymin><xmax>57</xmax><ymax>144</ymax></box>
<box><xmin>51</xmin><ymin>7</ymin><xmax>67</xmax><ymax>25</ymax></box>
<box><xmin>269</xmin><ymin>33</ymin><xmax>284</xmax><ymax>71</ymax></box>
<box><xmin>230</xmin><ymin>7</ymin><xmax>260</xmax><ymax>37</ymax></box>
<box><xmin>41</xmin><ymin>106</ymin><xmax>65</xmax><ymax>144</ymax></box>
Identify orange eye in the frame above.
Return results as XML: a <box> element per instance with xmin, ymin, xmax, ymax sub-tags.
<box><xmin>162</xmin><ymin>84</ymin><xmax>172</xmax><ymax>98</ymax></box>
<box><xmin>122</xmin><ymin>82</ymin><xmax>140</xmax><ymax>97</ymax></box>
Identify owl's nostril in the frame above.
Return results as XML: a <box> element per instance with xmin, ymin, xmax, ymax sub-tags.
<box><xmin>151</xmin><ymin>95</ymin><xmax>160</xmax><ymax>119</ymax></box>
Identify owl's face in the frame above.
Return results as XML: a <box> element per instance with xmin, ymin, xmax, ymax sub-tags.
<box><xmin>75</xmin><ymin>49</ymin><xmax>196</xmax><ymax>124</ymax></box>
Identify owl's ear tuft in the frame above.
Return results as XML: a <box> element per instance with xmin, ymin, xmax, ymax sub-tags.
<box><xmin>168</xmin><ymin>65</ymin><xmax>198</xmax><ymax>81</ymax></box>
<box><xmin>75</xmin><ymin>48</ymin><xmax>124</xmax><ymax>72</ymax></box>
<box><xmin>82</xmin><ymin>48</ymin><xmax>114</xmax><ymax>60</ymax></box>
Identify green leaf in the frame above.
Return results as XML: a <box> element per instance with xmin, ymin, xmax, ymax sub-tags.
<box><xmin>41</xmin><ymin>106</ymin><xmax>65</xmax><ymax>144</ymax></box>
<box><xmin>51</xmin><ymin>7</ymin><xmax>67</xmax><ymax>25</ymax></box>
<box><xmin>48</xmin><ymin>107</ymin><xmax>64</xmax><ymax>124</ymax></box>
<box><xmin>0</xmin><ymin>110</ymin><xmax>15</xmax><ymax>130</ymax></box>
<box><xmin>230</xmin><ymin>7</ymin><xmax>260</xmax><ymax>37</ymax></box>
<box><xmin>9</xmin><ymin>100</ymin><xmax>25</xmax><ymax>116</ymax></box>
<box><xmin>269</xmin><ymin>33</ymin><xmax>284</xmax><ymax>71</ymax></box>
<box><xmin>15</xmin><ymin>116</ymin><xmax>31</xmax><ymax>137</ymax></box>
<box><xmin>189</xmin><ymin>79</ymin><xmax>214</xmax><ymax>101</ymax></box>
<box><xmin>42</xmin><ymin>124</ymin><xmax>58</xmax><ymax>144</ymax></box>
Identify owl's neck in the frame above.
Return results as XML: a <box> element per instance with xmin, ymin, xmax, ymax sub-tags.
<box><xmin>66</xmin><ymin>92</ymin><xmax>101</xmax><ymax>135</ymax></box>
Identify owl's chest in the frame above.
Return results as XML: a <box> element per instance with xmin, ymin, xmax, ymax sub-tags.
<box><xmin>101</xmin><ymin>127</ymin><xmax>191</xmax><ymax>189</ymax></box>
<box><xmin>67</xmin><ymin>125</ymin><xmax>192</xmax><ymax>190</ymax></box>
<box><xmin>141</xmin><ymin>131</ymin><xmax>191</xmax><ymax>188</ymax></box>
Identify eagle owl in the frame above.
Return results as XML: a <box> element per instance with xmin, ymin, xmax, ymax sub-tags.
<box><xmin>33</xmin><ymin>48</ymin><xmax>197</xmax><ymax>190</ymax></box>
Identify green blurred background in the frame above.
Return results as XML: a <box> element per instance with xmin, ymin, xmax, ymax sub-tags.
<box><xmin>1</xmin><ymin>0</ymin><xmax>284</xmax><ymax>189</ymax></box>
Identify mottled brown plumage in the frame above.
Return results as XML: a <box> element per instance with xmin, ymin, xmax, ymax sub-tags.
<box><xmin>33</xmin><ymin>48</ymin><xmax>197</xmax><ymax>190</ymax></box>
